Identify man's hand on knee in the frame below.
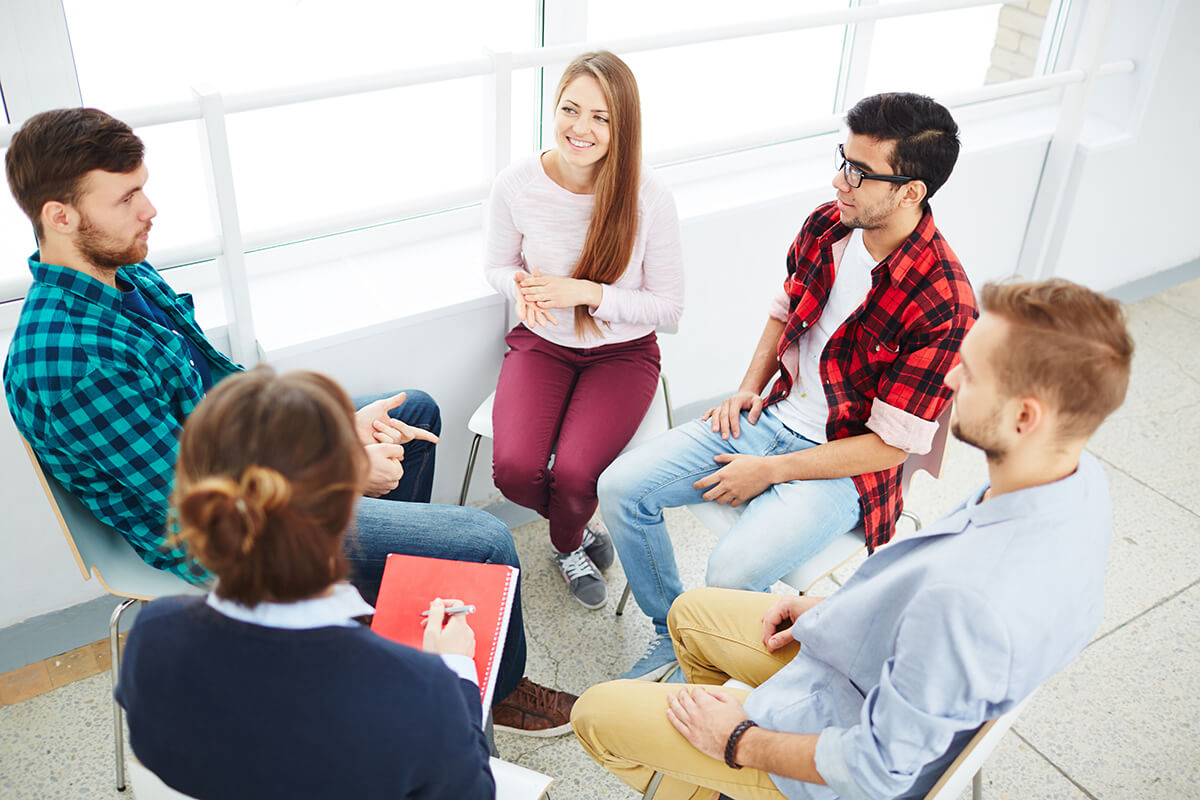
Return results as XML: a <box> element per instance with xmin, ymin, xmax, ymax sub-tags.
<box><xmin>693</xmin><ymin>453</ymin><xmax>778</xmax><ymax>506</ymax></box>
<box><xmin>701</xmin><ymin>391</ymin><xmax>764</xmax><ymax>440</ymax></box>
<box><xmin>666</xmin><ymin>686</ymin><xmax>749</xmax><ymax>762</ymax></box>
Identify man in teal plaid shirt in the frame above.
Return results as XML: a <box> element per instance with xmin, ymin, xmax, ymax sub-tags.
<box><xmin>4</xmin><ymin>108</ymin><xmax>579</xmax><ymax>733</ymax></box>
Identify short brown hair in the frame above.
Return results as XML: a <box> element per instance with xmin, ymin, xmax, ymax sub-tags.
<box><xmin>171</xmin><ymin>367</ymin><xmax>365</xmax><ymax>605</ymax></box>
<box><xmin>981</xmin><ymin>279</ymin><xmax>1134</xmax><ymax>440</ymax></box>
<box><xmin>5</xmin><ymin>108</ymin><xmax>145</xmax><ymax>240</ymax></box>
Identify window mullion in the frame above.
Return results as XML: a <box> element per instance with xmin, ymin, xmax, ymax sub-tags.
<box><xmin>833</xmin><ymin>0</ymin><xmax>878</xmax><ymax>114</ymax></box>
<box><xmin>0</xmin><ymin>0</ymin><xmax>81</xmax><ymax>123</ymax></box>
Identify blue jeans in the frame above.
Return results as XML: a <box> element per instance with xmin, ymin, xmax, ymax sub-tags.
<box><xmin>597</xmin><ymin>407</ymin><xmax>862</xmax><ymax>636</ymax></box>
<box><xmin>346</xmin><ymin>390</ymin><xmax>525</xmax><ymax>704</ymax></box>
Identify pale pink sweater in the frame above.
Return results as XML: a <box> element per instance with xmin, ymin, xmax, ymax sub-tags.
<box><xmin>484</xmin><ymin>153</ymin><xmax>684</xmax><ymax>348</ymax></box>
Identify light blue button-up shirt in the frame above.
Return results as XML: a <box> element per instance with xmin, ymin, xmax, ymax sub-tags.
<box><xmin>743</xmin><ymin>452</ymin><xmax>1111</xmax><ymax>800</ymax></box>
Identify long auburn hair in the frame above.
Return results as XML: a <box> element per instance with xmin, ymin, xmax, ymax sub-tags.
<box><xmin>556</xmin><ymin>51</ymin><xmax>642</xmax><ymax>338</ymax></box>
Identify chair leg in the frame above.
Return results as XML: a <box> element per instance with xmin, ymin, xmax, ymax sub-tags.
<box><xmin>642</xmin><ymin>771</ymin><xmax>664</xmax><ymax>799</ymax></box>
<box><xmin>458</xmin><ymin>433</ymin><xmax>483</xmax><ymax>506</ymax></box>
<box><xmin>616</xmin><ymin>582</ymin><xmax>633</xmax><ymax>616</ymax></box>
<box><xmin>899</xmin><ymin>508</ymin><xmax>923</xmax><ymax>532</ymax></box>
<box><xmin>659</xmin><ymin>374</ymin><xmax>675</xmax><ymax>430</ymax></box>
<box><xmin>110</xmin><ymin>597</ymin><xmax>138</xmax><ymax>792</ymax></box>
<box><xmin>972</xmin><ymin>768</ymin><xmax>983</xmax><ymax>800</ymax></box>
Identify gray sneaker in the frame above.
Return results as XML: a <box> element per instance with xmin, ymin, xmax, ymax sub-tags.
<box><xmin>581</xmin><ymin>523</ymin><xmax>614</xmax><ymax>571</ymax></box>
<box><xmin>620</xmin><ymin>633</ymin><xmax>678</xmax><ymax>681</ymax></box>
<box><xmin>554</xmin><ymin>547</ymin><xmax>607</xmax><ymax>609</ymax></box>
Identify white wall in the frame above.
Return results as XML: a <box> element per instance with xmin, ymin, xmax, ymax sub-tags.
<box><xmin>2</xmin><ymin>0</ymin><xmax>1197</xmax><ymax>628</ymax></box>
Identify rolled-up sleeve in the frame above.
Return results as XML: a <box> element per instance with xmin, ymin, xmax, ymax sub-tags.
<box><xmin>813</xmin><ymin>585</ymin><xmax>1011</xmax><ymax>800</ymax></box>
<box><xmin>867</xmin><ymin>310</ymin><xmax>974</xmax><ymax>453</ymax></box>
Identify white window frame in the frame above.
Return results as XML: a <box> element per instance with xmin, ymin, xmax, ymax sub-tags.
<box><xmin>0</xmin><ymin>0</ymin><xmax>1139</xmax><ymax>362</ymax></box>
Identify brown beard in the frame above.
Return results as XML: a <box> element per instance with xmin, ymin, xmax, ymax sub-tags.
<box><xmin>76</xmin><ymin>215</ymin><xmax>148</xmax><ymax>271</ymax></box>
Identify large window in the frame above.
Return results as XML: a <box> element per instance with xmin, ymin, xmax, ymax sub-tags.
<box><xmin>1</xmin><ymin>0</ymin><xmax>1070</xmax><ymax>307</ymax></box>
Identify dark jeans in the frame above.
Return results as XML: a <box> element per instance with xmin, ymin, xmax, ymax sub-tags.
<box><xmin>347</xmin><ymin>389</ymin><xmax>525</xmax><ymax>703</ymax></box>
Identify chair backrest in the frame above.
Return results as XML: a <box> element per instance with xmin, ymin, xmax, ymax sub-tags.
<box><xmin>921</xmin><ymin>694</ymin><xmax>1032</xmax><ymax>800</ymax></box>
<box><xmin>899</xmin><ymin>403</ymin><xmax>954</xmax><ymax>494</ymax></box>
<box><xmin>21</xmin><ymin>438</ymin><xmax>202</xmax><ymax>601</ymax></box>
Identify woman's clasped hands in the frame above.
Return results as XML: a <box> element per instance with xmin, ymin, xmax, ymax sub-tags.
<box><xmin>513</xmin><ymin>267</ymin><xmax>603</xmax><ymax>328</ymax></box>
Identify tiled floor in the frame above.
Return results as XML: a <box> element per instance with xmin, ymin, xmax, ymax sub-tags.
<box><xmin>1</xmin><ymin>278</ymin><xmax>1198</xmax><ymax>799</ymax></box>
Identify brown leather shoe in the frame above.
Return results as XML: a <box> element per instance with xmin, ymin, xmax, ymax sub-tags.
<box><xmin>493</xmin><ymin>678</ymin><xmax>577</xmax><ymax>737</ymax></box>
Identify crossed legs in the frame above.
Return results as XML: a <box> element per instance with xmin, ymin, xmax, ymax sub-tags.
<box><xmin>572</xmin><ymin>588</ymin><xmax>797</xmax><ymax>799</ymax></box>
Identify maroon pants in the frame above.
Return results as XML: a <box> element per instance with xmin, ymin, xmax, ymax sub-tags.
<box><xmin>492</xmin><ymin>325</ymin><xmax>661</xmax><ymax>553</ymax></box>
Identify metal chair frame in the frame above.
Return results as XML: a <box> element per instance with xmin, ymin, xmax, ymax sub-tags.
<box><xmin>22</xmin><ymin>439</ymin><xmax>204</xmax><ymax>792</ymax></box>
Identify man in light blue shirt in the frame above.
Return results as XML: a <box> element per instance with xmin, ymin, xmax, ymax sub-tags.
<box><xmin>572</xmin><ymin>278</ymin><xmax>1134</xmax><ymax>800</ymax></box>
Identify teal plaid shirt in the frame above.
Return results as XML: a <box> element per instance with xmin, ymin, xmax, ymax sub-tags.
<box><xmin>4</xmin><ymin>255</ymin><xmax>241</xmax><ymax>583</ymax></box>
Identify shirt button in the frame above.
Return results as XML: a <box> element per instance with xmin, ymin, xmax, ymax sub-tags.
<box><xmin>189</xmin><ymin>360</ymin><xmax>195</xmax><ymax>366</ymax></box>
<box><xmin>873</xmin><ymin>344</ymin><xmax>880</xmax><ymax>352</ymax></box>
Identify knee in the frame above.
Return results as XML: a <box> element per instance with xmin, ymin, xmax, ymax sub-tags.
<box><xmin>570</xmin><ymin>681</ymin><xmax>626</xmax><ymax>747</ymax></box>
<box><xmin>704</xmin><ymin>550</ymin><xmax>757</xmax><ymax>591</ymax></box>
<box><xmin>492</xmin><ymin>453</ymin><xmax>547</xmax><ymax>501</ymax></box>
<box><xmin>597</xmin><ymin>451</ymin><xmax>638</xmax><ymax>509</ymax></box>
<box><xmin>451</xmin><ymin>507</ymin><xmax>520</xmax><ymax>568</ymax></box>
<box><xmin>666</xmin><ymin>587</ymin><xmax>723</xmax><ymax>638</ymax></box>
<box><xmin>551</xmin><ymin>460</ymin><xmax>599</xmax><ymax>500</ymax></box>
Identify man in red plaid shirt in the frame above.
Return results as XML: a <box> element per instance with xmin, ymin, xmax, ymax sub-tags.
<box><xmin>599</xmin><ymin>92</ymin><xmax>978</xmax><ymax>682</ymax></box>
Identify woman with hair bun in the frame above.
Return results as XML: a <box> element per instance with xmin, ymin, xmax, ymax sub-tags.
<box><xmin>115</xmin><ymin>367</ymin><xmax>493</xmax><ymax>800</ymax></box>
<box><xmin>484</xmin><ymin>50</ymin><xmax>685</xmax><ymax>609</ymax></box>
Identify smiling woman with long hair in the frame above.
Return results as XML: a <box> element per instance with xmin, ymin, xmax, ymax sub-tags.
<box><xmin>114</xmin><ymin>367</ymin><xmax>493</xmax><ymax>800</ymax></box>
<box><xmin>484</xmin><ymin>50</ymin><xmax>685</xmax><ymax>610</ymax></box>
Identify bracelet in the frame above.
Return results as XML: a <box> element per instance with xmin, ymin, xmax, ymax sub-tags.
<box><xmin>724</xmin><ymin>719</ymin><xmax>759</xmax><ymax>770</ymax></box>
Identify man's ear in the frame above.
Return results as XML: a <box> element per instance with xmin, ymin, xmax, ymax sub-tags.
<box><xmin>899</xmin><ymin>180</ymin><xmax>927</xmax><ymax>210</ymax></box>
<box><xmin>40</xmin><ymin>201</ymin><xmax>77</xmax><ymax>235</ymax></box>
<box><xmin>1014</xmin><ymin>395</ymin><xmax>1045</xmax><ymax>437</ymax></box>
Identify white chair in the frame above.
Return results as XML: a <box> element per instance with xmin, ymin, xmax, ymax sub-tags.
<box><xmin>458</xmin><ymin>374</ymin><xmax>675</xmax><ymax>506</ymax></box>
<box><xmin>639</xmin><ymin>679</ymin><xmax>1031</xmax><ymax>800</ymax></box>
<box><xmin>127</xmin><ymin>754</ymin><xmax>554</xmax><ymax>799</ymax></box>
<box><xmin>22</xmin><ymin>440</ymin><xmax>204</xmax><ymax>792</ymax></box>
<box><xmin>616</xmin><ymin>404</ymin><xmax>954</xmax><ymax>615</ymax></box>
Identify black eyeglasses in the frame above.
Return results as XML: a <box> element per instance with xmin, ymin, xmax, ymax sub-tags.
<box><xmin>836</xmin><ymin>144</ymin><xmax>915</xmax><ymax>188</ymax></box>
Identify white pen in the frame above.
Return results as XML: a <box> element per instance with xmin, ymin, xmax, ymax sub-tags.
<box><xmin>420</xmin><ymin>604</ymin><xmax>476</xmax><ymax>617</ymax></box>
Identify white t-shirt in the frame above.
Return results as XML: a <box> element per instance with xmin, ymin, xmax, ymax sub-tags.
<box><xmin>483</xmin><ymin>152</ymin><xmax>685</xmax><ymax>348</ymax></box>
<box><xmin>772</xmin><ymin>228</ymin><xmax>877</xmax><ymax>442</ymax></box>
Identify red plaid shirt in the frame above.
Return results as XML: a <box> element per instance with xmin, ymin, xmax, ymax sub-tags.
<box><xmin>764</xmin><ymin>201</ymin><xmax>977</xmax><ymax>550</ymax></box>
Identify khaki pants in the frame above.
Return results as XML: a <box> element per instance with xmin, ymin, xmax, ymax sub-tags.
<box><xmin>571</xmin><ymin>588</ymin><xmax>802</xmax><ymax>800</ymax></box>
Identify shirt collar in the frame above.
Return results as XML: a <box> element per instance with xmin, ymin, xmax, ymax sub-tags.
<box><xmin>205</xmin><ymin>582</ymin><xmax>376</xmax><ymax>629</ymax></box>
<box><xmin>816</xmin><ymin>209</ymin><xmax>937</xmax><ymax>285</ymax></box>
<box><xmin>963</xmin><ymin>451</ymin><xmax>1098</xmax><ymax>528</ymax></box>
<box><xmin>28</xmin><ymin>252</ymin><xmax>144</xmax><ymax>314</ymax></box>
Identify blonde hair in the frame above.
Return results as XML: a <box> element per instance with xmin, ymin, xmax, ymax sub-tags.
<box><xmin>981</xmin><ymin>279</ymin><xmax>1134</xmax><ymax>440</ymax></box>
<box><xmin>555</xmin><ymin>51</ymin><xmax>643</xmax><ymax>338</ymax></box>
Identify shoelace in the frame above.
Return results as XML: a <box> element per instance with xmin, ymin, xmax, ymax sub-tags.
<box><xmin>637</xmin><ymin>634</ymin><xmax>671</xmax><ymax>661</ymax></box>
<box><xmin>557</xmin><ymin>548</ymin><xmax>596</xmax><ymax>580</ymax></box>
<box><xmin>513</xmin><ymin>679</ymin><xmax>562</xmax><ymax>713</ymax></box>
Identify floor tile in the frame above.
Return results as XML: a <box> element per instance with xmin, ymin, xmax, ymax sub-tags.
<box><xmin>1092</xmin><ymin>464</ymin><xmax>1200</xmax><ymax>637</ymax></box>
<box><xmin>0</xmin><ymin>671</ymin><xmax>123</xmax><ymax>799</ymax></box>
<box><xmin>1015</xmin><ymin>583</ymin><xmax>1200</xmax><ymax>800</ymax></box>
<box><xmin>953</xmin><ymin>732</ymin><xmax>1091</xmax><ymax>800</ymax></box>
<box><xmin>46</xmin><ymin>644</ymin><xmax>101</xmax><ymax>689</ymax></box>
<box><xmin>1155</xmin><ymin>275</ymin><xmax>1200</xmax><ymax>321</ymax></box>
<box><xmin>0</xmin><ymin>662</ymin><xmax>52</xmax><ymax>706</ymax></box>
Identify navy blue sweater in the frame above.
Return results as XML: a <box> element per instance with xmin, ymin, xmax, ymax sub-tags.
<box><xmin>116</xmin><ymin>595</ymin><xmax>493</xmax><ymax>799</ymax></box>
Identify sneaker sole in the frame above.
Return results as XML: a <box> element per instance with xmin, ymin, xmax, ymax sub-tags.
<box><xmin>620</xmin><ymin>659</ymin><xmax>678</xmax><ymax>682</ymax></box>
<box><xmin>494</xmin><ymin>720</ymin><xmax>574</xmax><ymax>738</ymax></box>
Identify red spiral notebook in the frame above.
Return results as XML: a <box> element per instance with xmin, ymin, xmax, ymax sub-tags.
<box><xmin>370</xmin><ymin>553</ymin><xmax>519</xmax><ymax>717</ymax></box>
